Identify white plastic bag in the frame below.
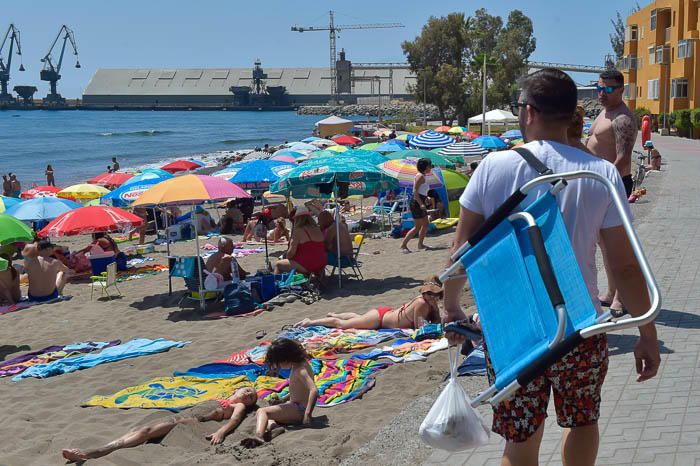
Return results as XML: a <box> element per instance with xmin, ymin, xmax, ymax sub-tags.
<box><xmin>203</xmin><ymin>270</ymin><xmax>223</xmax><ymax>291</ymax></box>
<box><xmin>419</xmin><ymin>345</ymin><xmax>490</xmax><ymax>451</ymax></box>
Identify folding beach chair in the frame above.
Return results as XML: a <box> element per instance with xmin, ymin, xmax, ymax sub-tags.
<box><xmin>440</xmin><ymin>168</ymin><xmax>660</xmax><ymax>407</ymax></box>
<box><xmin>327</xmin><ymin>234</ymin><xmax>365</xmax><ymax>280</ymax></box>
<box><xmin>90</xmin><ymin>262</ymin><xmax>122</xmax><ymax>300</ymax></box>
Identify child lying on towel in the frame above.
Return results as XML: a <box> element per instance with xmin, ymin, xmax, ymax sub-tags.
<box><xmin>241</xmin><ymin>338</ymin><xmax>318</xmax><ymax>448</ymax></box>
<box><xmin>61</xmin><ymin>387</ymin><xmax>257</xmax><ymax>462</ymax></box>
<box><xmin>295</xmin><ymin>276</ymin><xmax>443</xmax><ymax>330</ymax></box>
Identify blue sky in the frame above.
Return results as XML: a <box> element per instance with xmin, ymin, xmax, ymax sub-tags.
<box><xmin>4</xmin><ymin>0</ymin><xmax>647</xmax><ymax>98</ymax></box>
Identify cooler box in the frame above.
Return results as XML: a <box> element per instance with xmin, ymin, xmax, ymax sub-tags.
<box><xmin>88</xmin><ymin>253</ymin><xmax>116</xmax><ymax>275</ymax></box>
<box><xmin>245</xmin><ymin>273</ymin><xmax>278</xmax><ymax>301</ymax></box>
<box><xmin>167</xmin><ymin>223</ymin><xmax>194</xmax><ymax>241</ymax></box>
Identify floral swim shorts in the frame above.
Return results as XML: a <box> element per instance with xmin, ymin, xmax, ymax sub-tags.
<box><xmin>485</xmin><ymin>334</ymin><xmax>608</xmax><ymax>443</ymax></box>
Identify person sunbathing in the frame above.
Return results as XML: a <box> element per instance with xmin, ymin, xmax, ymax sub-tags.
<box><xmin>0</xmin><ymin>254</ymin><xmax>20</xmax><ymax>304</ymax></box>
<box><xmin>22</xmin><ymin>240</ymin><xmax>68</xmax><ymax>302</ymax></box>
<box><xmin>296</xmin><ymin>277</ymin><xmax>443</xmax><ymax>330</ymax></box>
<box><xmin>61</xmin><ymin>386</ymin><xmax>257</xmax><ymax>462</ymax></box>
<box><xmin>241</xmin><ymin>338</ymin><xmax>318</xmax><ymax>448</ymax></box>
<box><xmin>267</xmin><ymin>218</ymin><xmax>290</xmax><ymax>243</ymax></box>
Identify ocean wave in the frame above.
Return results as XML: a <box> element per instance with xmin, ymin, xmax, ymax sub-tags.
<box><xmin>97</xmin><ymin>130</ymin><xmax>176</xmax><ymax>137</ymax></box>
<box><xmin>220</xmin><ymin>138</ymin><xmax>263</xmax><ymax>145</ymax></box>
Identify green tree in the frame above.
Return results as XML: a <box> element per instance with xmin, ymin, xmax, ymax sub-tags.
<box><xmin>610</xmin><ymin>12</ymin><xmax>625</xmax><ymax>61</ymax></box>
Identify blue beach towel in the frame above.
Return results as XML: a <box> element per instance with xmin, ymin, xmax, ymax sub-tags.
<box><xmin>12</xmin><ymin>338</ymin><xmax>190</xmax><ymax>381</ymax></box>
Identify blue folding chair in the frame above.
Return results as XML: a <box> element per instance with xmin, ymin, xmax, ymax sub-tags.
<box><xmin>441</xmin><ymin>170</ymin><xmax>661</xmax><ymax>407</ymax></box>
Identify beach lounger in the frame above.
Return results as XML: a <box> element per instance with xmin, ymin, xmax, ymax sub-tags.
<box><xmin>440</xmin><ymin>170</ymin><xmax>660</xmax><ymax>407</ymax></box>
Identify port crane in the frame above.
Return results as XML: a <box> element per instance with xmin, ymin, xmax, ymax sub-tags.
<box><xmin>0</xmin><ymin>24</ymin><xmax>25</xmax><ymax>102</ymax></box>
<box><xmin>291</xmin><ymin>11</ymin><xmax>403</xmax><ymax>101</ymax></box>
<box><xmin>40</xmin><ymin>24</ymin><xmax>80</xmax><ymax>104</ymax></box>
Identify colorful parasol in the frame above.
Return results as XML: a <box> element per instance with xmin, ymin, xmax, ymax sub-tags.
<box><xmin>386</xmin><ymin>149</ymin><xmax>455</xmax><ymax>169</ymax></box>
<box><xmin>161</xmin><ymin>160</ymin><xmax>202</xmax><ymax>173</ymax></box>
<box><xmin>131</xmin><ymin>174</ymin><xmax>251</xmax><ymax>207</ymax></box>
<box><xmin>39</xmin><ymin>206</ymin><xmax>145</xmax><ymax>238</ymax></box>
<box><xmin>122</xmin><ymin>168</ymin><xmax>173</xmax><ymax>186</ymax></box>
<box><xmin>0</xmin><ymin>214</ymin><xmax>34</xmax><ymax>245</ymax></box>
<box><xmin>20</xmin><ymin>186</ymin><xmax>62</xmax><ymax>199</ymax></box>
<box><xmin>269</xmin><ymin>154</ymin><xmax>298</xmax><ymax>163</ymax></box>
<box><xmin>435</xmin><ymin>126</ymin><xmax>451</xmax><ymax>133</ymax></box>
<box><xmin>462</xmin><ymin>131</ymin><xmax>481</xmax><ymax>140</ymax></box>
<box><xmin>378</xmin><ymin>158</ymin><xmax>444</xmax><ymax>189</ymax></box>
<box><xmin>87</xmin><ymin>172</ymin><xmax>135</xmax><ymax>187</ymax></box>
<box><xmin>325</xmin><ymin>145</ymin><xmax>349</xmax><ymax>153</ymax></box>
<box><xmin>58</xmin><ymin>184</ymin><xmax>110</xmax><ymax>200</ymax></box>
<box><xmin>0</xmin><ymin>196</ymin><xmax>22</xmax><ymax>214</ymax></box>
<box><xmin>99</xmin><ymin>178</ymin><xmax>165</xmax><ymax>207</ymax></box>
<box><xmin>5</xmin><ymin>197</ymin><xmax>82</xmax><ymax>222</ymax></box>
<box><xmin>214</xmin><ymin>160</ymin><xmax>296</xmax><ymax>190</ymax></box>
<box><xmin>358</xmin><ymin>142</ymin><xmax>380</xmax><ymax>151</ymax></box>
<box><xmin>448</xmin><ymin>126</ymin><xmax>466</xmax><ymax>134</ymax></box>
<box><xmin>332</xmin><ymin>135</ymin><xmax>362</xmax><ymax>146</ymax></box>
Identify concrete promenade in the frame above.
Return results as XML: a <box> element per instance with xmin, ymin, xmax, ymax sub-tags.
<box><xmin>425</xmin><ymin>134</ymin><xmax>700</xmax><ymax>465</ymax></box>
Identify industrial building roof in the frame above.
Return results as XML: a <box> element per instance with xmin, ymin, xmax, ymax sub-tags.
<box><xmin>83</xmin><ymin>67</ymin><xmax>416</xmax><ymax>96</ymax></box>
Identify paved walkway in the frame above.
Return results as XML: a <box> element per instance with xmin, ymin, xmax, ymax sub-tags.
<box><xmin>425</xmin><ymin>135</ymin><xmax>700</xmax><ymax>466</ymax></box>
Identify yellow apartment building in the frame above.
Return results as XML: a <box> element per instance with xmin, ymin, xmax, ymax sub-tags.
<box><xmin>621</xmin><ymin>0</ymin><xmax>700</xmax><ymax>114</ymax></box>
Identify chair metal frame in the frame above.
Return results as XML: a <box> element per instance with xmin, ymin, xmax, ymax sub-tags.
<box><xmin>328</xmin><ymin>234</ymin><xmax>365</xmax><ymax>280</ymax></box>
<box><xmin>90</xmin><ymin>261</ymin><xmax>122</xmax><ymax>300</ymax></box>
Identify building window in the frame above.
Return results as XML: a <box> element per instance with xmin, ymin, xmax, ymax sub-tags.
<box><xmin>671</xmin><ymin>78</ymin><xmax>688</xmax><ymax>98</ymax></box>
<box><xmin>625</xmin><ymin>25</ymin><xmax>638</xmax><ymax>42</ymax></box>
<box><xmin>620</xmin><ymin>55</ymin><xmax>638</xmax><ymax>70</ymax></box>
<box><xmin>648</xmin><ymin>79</ymin><xmax>659</xmax><ymax>99</ymax></box>
<box><xmin>649</xmin><ymin>46</ymin><xmax>655</xmax><ymax>65</ymax></box>
<box><xmin>656</xmin><ymin>46</ymin><xmax>665</xmax><ymax>64</ymax></box>
<box><xmin>678</xmin><ymin>40</ymin><xmax>694</xmax><ymax>58</ymax></box>
<box><xmin>650</xmin><ymin>9</ymin><xmax>657</xmax><ymax>30</ymax></box>
<box><xmin>624</xmin><ymin>82</ymin><xmax>637</xmax><ymax>100</ymax></box>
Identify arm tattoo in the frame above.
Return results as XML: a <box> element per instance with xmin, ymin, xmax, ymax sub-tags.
<box><xmin>612</xmin><ymin>114</ymin><xmax>636</xmax><ymax>162</ymax></box>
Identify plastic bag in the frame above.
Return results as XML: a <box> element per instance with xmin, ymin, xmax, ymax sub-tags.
<box><xmin>419</xmin><ymin>345</ymin><xmax>490</xmax><ymax>451</ymax></box>
<box><xmin>203</xmin><ymin>270</ymin><xmax>223</xmax><ymax>291</ymax></box>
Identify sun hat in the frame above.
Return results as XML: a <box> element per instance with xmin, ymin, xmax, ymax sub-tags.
<box><xmin>420</xmin><ymin>276</ymin><xmax>443</xmax><ymax>295</ymax></box>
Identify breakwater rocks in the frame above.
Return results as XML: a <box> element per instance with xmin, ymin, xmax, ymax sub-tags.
<box><xmin>297</xmin><ymin>102</ymin><xmax>441</xmax><ymax>119</ymax></box>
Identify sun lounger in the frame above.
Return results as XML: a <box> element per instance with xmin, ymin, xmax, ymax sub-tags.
<box><xmin>441</xmin><ymin>170</ymin><xmax>660</xmax><ymax>407</ymax></box>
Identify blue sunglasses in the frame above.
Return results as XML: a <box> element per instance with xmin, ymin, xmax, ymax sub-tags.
<box><xmin>596</xmin><ymin>84</ymin><xmax>623</xmax><ymax>94</ymax></box>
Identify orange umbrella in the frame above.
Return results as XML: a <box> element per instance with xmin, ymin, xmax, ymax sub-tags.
<box><xmin>435</xmin><ymin>126</ymin><xmax>451</xmax><ymax>133</ymax></box>
<box><xmin>88</xmin><ymin>172</ymin><xmax>134</xmax><ymax>187</ymax></box>
<box><xmin>132</xmin><ymin>174</ymin><xmax>250</xmax><ymax>207</ymax></box>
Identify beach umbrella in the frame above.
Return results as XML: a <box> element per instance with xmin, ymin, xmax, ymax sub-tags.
<box><xmin>373</xmin><ymin>129</ymin><xmax>391</xmax><ymax>137</ymax></box>
<box><xmin>242</xmin><ymin>151</ymin><xmax>274</xmax><ymax>161</ymax></box>
<box><xmin>439</xmin><ymin>141</ymin><xmax>488</xmax><ymax>158</ymax></box>
<box><xmin>409</xmin><ymin>130</ymin><xmax>453</xmax><ymax>149</ymax></box>
<box><xmin>0</xmin><ymin>256</ymin><xmax>7</xmax><ymax>271</ymax></box>
<box><xmin>188</xmin><ymin>159</ymin><xmax>207</xmax><ymax>166</ymax></box>
<box><xmin>387</xmin><ymin>149</ymin><xmax>455</xmax><ymax>169</ymax></box>
<box><xmin>218</xmin><ymin>160</ymin><xmax>296</xmax><ymax>191</ymax></box>
<box><xmin>309</xmin><ymin>138</ymin><xmax>336</xmax><ymax>147</ymax></box>
<box><xmin>5</xmin><ymin>197</ymin><xmax>82</xmax><ymax>222</ymax></box>
<box><xmin>395</xmin><ymin>133</ymin><xmax>413</xmax><ymax>141</ymax></box>
<box><xmin>373</xmin><ymin>141</ymin><xmax>406</xmax><ymax>153</ymax></box>
<box><xmin>341</xmin><ymin>149</ymin><xmax>388</xmax><ymax>166</ymax></box>
<box><xmin>87</xmin><ymin>171</ymin><xmax>134</xmax><ymax>187</ymax></box>
<box><xmin>39</xmin><ymin>206</ymin><xmax>145</xmax><ymax>238</ymax></box>
<box><xmin>448</xmin><ymin>126</ymin><xmax>466</xmax><ymax>134</ymax></box>
<box><xmin>473</xmin><ymin>135</ymin><xmax>507</xmax><ymax>149</ymax></box>
<box><xmin>288</xmin><ymin>142</ymin><xmax>319</xmax><ymax>152</ymax></box>
<box><xmin>132</xmin><ymin>174</ymin><xmax>251</xmax><ymax>208</ymax></box>
<box><xmin>325</xmin><ymin>145</ymin><xmax>348</xmax><ymax>153</ymax></box>
<box><xmin>332</xmin><ymin>135</ymin><xmax>362</xmax><ymax>146</ymax></box>
<box><xmin>58</xmin><ymin>184</ymin><xmax>110</xmax><ymax>200</ymax></box>
<box><xmin>121</xmin><ymin>168</ymin><xmax>173</xmax><ymax>187</ymax></box>
<box><xmin>301</xmin><ymin>136</ymin><xmax>321</xmax><ymax>143</ymax></box>
<box><xmin>463</xmin><ymin>131</ymin><xmax>481</xmax><ymax>140</ymax></box>
<box><xmin>272</xmin><ymin>149</ymin><xmax>306</xmax><ymax>159</ymax></box>
<box><xmin>269</xmin><ymin>154</ymin><xmax>298</xmax><ymax>164</ymax></box>
<box><xmin>358</xmin><ymin>142</ymin><xmax>380</xmax><ymax>150</ymax></box>
<box><xmin>501</xmin><ymin>129</ymin><xmax>522</xmax><ymax>139</ymax></box>
<box><xmin>20</xmin><ymin>186</ymin><xmax>62</xmax><ymax>199</ymax></box>
<box><xmin>99</xmin><ymin>178</ymin><xmax>165</xmax><ymax>207</ymax></box>
<box><xmin>307</xmin><ymin>149</ymin><xmax>341</xmax><ymax>159</ymax></box>
<box><xmin>435</xmin><ymin>126</ymin><xmax>451</xmax><ymax>133</ymax></box>
<box><xmin>161</xmin><ymin>160</ymin><xmax>202</xmax><ymax>173</ymax></box>
<box><xmin>0</xmin><ymin>214</ymin><xmax>34</xmax><ymax>245</ymax></box>
<box><xmin>511</xmin><ymin>138</ymin><xmax>524</xmax><ymax>146</ymax></box>
<box><xmin>379</xmin><ymin>158</ymin><xmax>444</xmax><ymax>189</ymax></box>
<box><xmin>0</xmin><ymin>196</ymin><xmax>22</xmax><ymax>214</ymax></box>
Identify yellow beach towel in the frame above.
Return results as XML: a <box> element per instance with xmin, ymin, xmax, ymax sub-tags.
<box><xmin>431</xmin><ymin>218</ymin><xmax>459</xmax><ymax>230</ymax></box>
<box><xmin>82</xmin><ymin>376</ymin><xmax>251</xmax><ymax>410</ymax></box>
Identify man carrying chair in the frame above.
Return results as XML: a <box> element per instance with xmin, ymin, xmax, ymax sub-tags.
<box><xmin>443</xmin><ymin>69</ymin><xmax>660</xmax><ymax>466</ymax></box>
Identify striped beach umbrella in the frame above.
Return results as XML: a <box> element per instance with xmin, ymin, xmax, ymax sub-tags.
<box><xmin>409</xmin><ymin>130</ymin><xmax>453</xmax><ymax>149</ymax></box>
<box><xmin>132</xmin><ymin>174</ymin><xmax>251</xmax><ymax>207</ymax></box>
<box><xmin>378</xmin><ymin>158</ymin><xmax>444</xmax><ymax>189</ymax></box>
<box><xmin>439</xmin><ymin>141</ymin><xmax>488</xmax><ymax>158</ymax></box>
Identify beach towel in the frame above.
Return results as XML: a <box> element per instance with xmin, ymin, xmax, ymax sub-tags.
<box><xmin>457</xmin><ymin>345</ymin><xmax>486</xmax><ymax>376</ymax></box>
<box><xmin>83</xmin><ymin>376</ymin><xmax>251</xmax><ymax>410</ymax></box>
<box><xmin>0</xmin><ymin>295</ymin><xmax>73</xmax><ymax>316</ymax></box>
<box><xmin>302</xmin><ymin>328</ymin><xmax>406</xmax><ymax>359</ymax></box>
<box><xmin>116</xmin><ymin>264</ymin><xmax>168</xmax><ymax>282</ymax></box>
<box><xmin>174</xmin><ymin>363</ymin><xmax>265</xmax><ymax>382</ymax></box>
<box><xmin>216</xmin><ymin>340</ymin><xmax>271</xmax><ymax>366</ymax></box>
<box><xmin>125</xmin><ymin>256</ymin><xmax>154</xmax><ymax>267</ymax></box>
<box><xmin>0</xmin><ymin>340</ymin><xmax>120</xmax><ymax>377</ymax></box>
<box><xmin>170</xmin><ymin>257</ymin><xmax>196</xmax><ymax>278</ymax></box>
<box><xmin>12</xmin><ymin>338</ymin><xmax>189</xmax><ymax>381</ymax></box>
<box><xmin>353</xmin><ymin>338</ymin><xmax>448</xmax><ymax>363</ymax></box>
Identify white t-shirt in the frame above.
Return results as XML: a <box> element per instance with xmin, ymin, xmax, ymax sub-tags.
<box><xmin>459</xmin><ymin>140</ymin><xmax>630</xmax><ymax>309</ymax></box>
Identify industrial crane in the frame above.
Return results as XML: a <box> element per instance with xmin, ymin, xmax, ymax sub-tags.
<box><xmin>291</xmin><ymin>11</ymin><xmax>403</xmax><ymax>101</ymax></box>
<box><xmin>0</xmin><ymin>24</ymin><xmax>25</xmax><ymax>102</ymax></box>
<box><xmin>40</xmin><ymin>24</ymin><xmax>80</xmax><ymax>104</ymax></box>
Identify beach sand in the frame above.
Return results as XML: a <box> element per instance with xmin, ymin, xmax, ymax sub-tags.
<box><xmin>0</xmin><ymin>218</ymin><xmax>470</xmax><ymax>465</ymax></box>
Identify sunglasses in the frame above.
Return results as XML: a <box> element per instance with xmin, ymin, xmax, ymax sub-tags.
<box><xmin>510</xmin><ymin>101</ymin><xmax>539</xmax><ymax>116</ymax></box>
<box><xmin>595</xmin><ymin>84</ymin><xmax>623</xmax><ymax>94</ymax></box>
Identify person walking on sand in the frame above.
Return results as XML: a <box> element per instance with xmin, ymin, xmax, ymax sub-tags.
<box><xmin>61</xmin><ymin>386</ymin><xmax>257</xmax><ymax>461</ymax></box>
<box><xmin>22</xmin><ymin>239</ymin><xmax>68</xmax><ymax>301</ymax></box>
<box><xmin>443</xmin><ymin>68</ymin><xmax>660</xmax><ymax>466</ymax></box>
<box><xmin>111</xmin><ymin>157</ymin><xmax>120</xmax><ymax>172</ymax></box>
<box><xmin>45</xmin><ymin>164</ymin><xmax>55</xmax><ymax>187</ymax></box>
<box><xmin>400</xmin><ymin>158</ymin><xmax>433</xmax><ymax>253</ymax></box>
<box><xmin>586</xmin><ymin>69</ymin><xmax>637</xmax><ymax>316</ymax></box>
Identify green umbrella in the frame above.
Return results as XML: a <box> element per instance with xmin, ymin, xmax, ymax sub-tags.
<box><xmin>0</xmin><ymin>256</ymin><xmax>7</xmax><ymax>271</ymax></box>
<box><xmin>342</xmin><ymin>149</ymin><xmax>389</xmax><ymax>166</ymax></box>
<box><xmin>358</xmin><ymin>142</ymin><xmax>380</xmax><ymax>151</ymax></box>
<box><xmin>0</xmin><ymin>214</ymin><xmax>34</xmax><ymax>245</ymax></box>
<box><xmin>385</xmin><ymin>149</ymin><xmax>456</xmax><ymax>169</ymax></box>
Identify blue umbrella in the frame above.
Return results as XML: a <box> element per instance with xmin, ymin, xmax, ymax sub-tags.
<box><xmin>5</xmin><ymin>196</ymin><xmax>81</xmax><ymax>222</ymax></box>
<box><xmin>374</xmin><ymin>141</ymin><xmax>407</xmax><ymax>153</ymax></box>
<box><xmin>100</xmin><ymin>178</ymin><xmax>165</xmax><ymax>207</ymax></box>
<box><xmin>122</xmin><ymin>168</ymin><xmax>173</xmax><ymax>187</ymax></box>
<box><xmin>473</xmin><ymin>135</ymin><xmax>507</xmax><ymax>149</ymax></box>
<box><xmin>501</xmin><ymin>129</ymin><xmax>522</xmax><ymax>139</ymax></box>
<box><xmin>301</xmin><ymin>136</ymin><xmax>321</xmax><ymax>142</ymax></box>
<box><xmin>0</xmin><ymin>196</ymin><xmax>22</xmax><ymax>214</ymax></box>
<box><xmin>288</xmin><ymin>142</ymin><xmax>319</xmax><ymax>152</ymax></box>
<box><xmin>342</xmin><ymin>149</ymin><xmax>388</xmax><ymax>166</ymax></box>
<box><xmin>188</xmin><ymin>159</ymin><xmax>207</xmax><ymax>167</ymax></box>
<box><xmin>218</xmin><ymin>160</ymin><xmax>296</xmax><ymax>190</ymax></box>
<box><xmin>409</xmin><ymin>130</ymin><xmax>454</xmax><ymax>149</ymax></box>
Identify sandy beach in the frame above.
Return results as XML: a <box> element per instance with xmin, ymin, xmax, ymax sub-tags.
<box><xmin>0</xmin><ymin>213</ymin><xmax>469</xmax><ymax>466</ymax></box>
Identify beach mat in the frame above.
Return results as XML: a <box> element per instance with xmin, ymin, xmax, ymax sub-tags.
<box><xmin>0</xmin><ymin>295</ymin><xmax>73</xmax><ymax>316</ymax></box>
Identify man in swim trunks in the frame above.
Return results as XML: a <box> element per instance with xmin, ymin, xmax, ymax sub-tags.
<box><xmin>22</xmin><ymin>240</ymin><xmax>68</xmax><ymax>302</ymax></box>
<box><xmin>62</xmin><ymin>387</ymin><xmax>257</xmax><ymax>461</ymax></box>
<box><xmin>295</xmin><ymin>277</ymin><xmax>443</xmax><ymax>329</ymax></box>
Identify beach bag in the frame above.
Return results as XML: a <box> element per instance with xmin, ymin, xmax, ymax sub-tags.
<box><xmin>419</xmin><ymin>345</ymin><xmax>489</xmax><ymax>451</ymax></box>
<box><xmin>223</xmin><ymin>284</ymin><xmax>257</xmax><ymax>316</ymax></box>
<box><xmin>203</xmin><ymin>270</ymin><xmax>224</xmax><ymax>291</ymax></box>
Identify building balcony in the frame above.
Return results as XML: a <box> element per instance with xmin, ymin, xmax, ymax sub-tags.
<box><xmin>665</xmin><ymin>27</ymin><xmax>671</xmax><ymax>43</ymax></box>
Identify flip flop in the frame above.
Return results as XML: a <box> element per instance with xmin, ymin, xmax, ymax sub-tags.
<box><xmin>255</xmin><ymin>330</ymin><xmax>267</xmax><ymax>339</ymax></box>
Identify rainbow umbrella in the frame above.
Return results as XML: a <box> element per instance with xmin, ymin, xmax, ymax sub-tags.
<box><xmin>0</xmin><ymin>214</ymin><xmax>34</xmax><ymax>245</ymax></box>
<box><xmin>325</xmin><ymin>145</ymin><xmax>348</xmax><ymax>153</ymax></box>
<box><xmin>100</xmin><ymin>178</ymin><xmax>165</xmax><ymax>207</ymax></box>
<box><xmin>0</xmin><ymin>196</ymin><xmax>22</xmax><ymax>214</ymax></box>
<box><xmin>58</xmin><ymin>184</ymin><xmax>110</xmax><ymax>200</ymax></box>
<box><xmin>132</xmin><ymin>174</ymin><xmax>251</xmax><ymax>207</ymax></box>
<box><xmin>448</xmin><ymin>126</ymin><xmax>466</xmax><ymax>134</ymax></box>
<box><xmin>379</xmin><ymin>158</ymin><xmax>444</xmax><ymax>189</ymax></box>
<box><xmin>39</xmin><ymin>206</ymin><xmax>145</xmax><ymax>238</ymax></box>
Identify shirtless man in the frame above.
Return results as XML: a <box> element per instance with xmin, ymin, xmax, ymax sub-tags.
<box><xmin>22</xmin><ymin>240</ymin><xmax>68</xmax><ymax>301</ymax></box>
<box><xmin>318</xmin><ymin>210</ymin><xmax>353</xmax><ymax>262</ymax></box>
<box><xmin>9</xmin><ymin>173</ymin><xmax>21</xmax><ymax>198</ymax></box>
<box><xmin>586</xmin><ymin>70</ymin><xmax>637</xmax><ymax>315</ymax></box>
<box><xmin>0</xmin><ymin>254</ymin><xmax>20</xmax><ymax>304</ymax></box>
<box><xmin>205</xmin><ymin>236</ymin><xmax>246</xmax><ymax>281</ymax></box>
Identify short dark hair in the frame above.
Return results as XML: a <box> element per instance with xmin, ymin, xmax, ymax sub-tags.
<box><xmin>599</xmin><ymin>69</ymin><xmax>624</xmax><ymax>85</ymax></box>
<box><xmin>520</xmin><ymin>68</ymin><xmax>577</xmax><ymax>123</ymax></box>
<box><xmin>416</xmin><ymin>158</ymin><xmax>432</xmax><ymax>174</ymax></box>
<box><xmin>37</xmin><ymin>239</ymin><xmax>54</xmax><ymax>250</ymax></box>
<box><xmin>265</xmin><ymin>338</ymin><xmax>308</xmax><ymax>368</ymax></box>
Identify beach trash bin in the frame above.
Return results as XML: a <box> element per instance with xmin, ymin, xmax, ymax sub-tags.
<box><xmin>88</xmin><ymin>253</ymin><xmax>116</xmax><ymax>275</ymax></box>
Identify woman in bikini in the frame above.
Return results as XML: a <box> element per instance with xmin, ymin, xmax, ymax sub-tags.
<box><xmin>61</xmin><ymin>386</ymin><xmax>257</xmax><ymax>462</ymax></box>
<box><xmin>273</xmin><ymin>206</ymin><xmax>327</xmax><ymax>276</ymax></box>
<box><xmin>296</xmin><ymin>276</ymin><xmax>443</xmax><ymax>329</ymax></box>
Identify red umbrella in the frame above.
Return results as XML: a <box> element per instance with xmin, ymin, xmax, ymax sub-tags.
<box><xmin>161</xmin><ymin>160</ymin><xmax>201</xmax><ymax>173</ymax></box>
<box><xmin>332</xmin><ymin>135</ymin><xmax>362</xmax><ymax>146</ymax></box>
<box><xmin>39</xmin><ymin>206</ymin><xmax>145</xmax><ymax>238</ymax></box>
<box><xmin>463</xmin><ymin>131</ymin><xmax>481</xmax><ymax>140</ymax></box>
<box><xmin>21</xmin><ymin>186</ymin><xmax>62</xmax><ymax>199</ymax></box>
<box><xmin>435</xmin><ymin>126</ymin><xmax>451</xmax><ymax>133</ymax></box>
<box><xmin>87</xmin><ymin>172</ymin><xmax>134</xmax><ymax>187</ymax></box>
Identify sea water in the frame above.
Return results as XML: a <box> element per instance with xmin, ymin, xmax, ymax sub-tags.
<box><xmin>0</xmin><ymin>110</ymin><xmax>327</xmax><ymax>187</ymax></box>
